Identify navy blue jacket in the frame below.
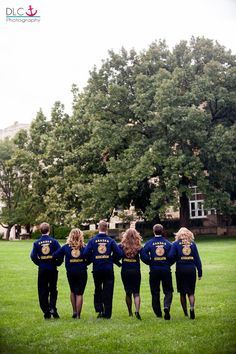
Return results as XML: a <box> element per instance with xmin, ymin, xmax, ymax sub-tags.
<box><xmin>168</xmin><ymin>240</ymin><xmax>202</xmax><ymax>277</ymax></box>
<box><xmin>83</xmin><ymin>233</ymin><xmax>123</xmax><ymax>271</ymax></box>
<box><xmin>118</xmin><ymin>244</ymin><xmax>141</xmax><ymax>271</ymax></box>
<box><xmin>30</xmin><ymin>234</ymin><xmax>61</xmax><ymax>270</ymax></box>
<box><xmin>53</xmin><ymin>244</ymin><xmax>89</xmax><ymax>272</ymax></box>
<box><xmin>140</xmin><ymin>235</ymin><xmax>172</xmax><ymax>270</ymax></box>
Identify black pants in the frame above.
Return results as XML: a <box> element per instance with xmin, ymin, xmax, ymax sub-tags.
<box><xmin>149</xmin><ymin>269</ymin><xmax>173</xmax><ymax>316</ymax></box>
<box><xmin>38</xmin><ymin>268</ymin><xmax>58</xmax><ymax>314</ymax></box>
<box><xmin>93</xmin><ymin>269</ymin><xmax>114</xmax><ymax>318</ymax></box>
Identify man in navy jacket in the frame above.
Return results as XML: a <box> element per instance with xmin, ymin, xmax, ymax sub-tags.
<box><xmin>141</xmin><ymin>224</ymin><xmax>173</xmax><ymax>320</ymax></box>
<box><xmin>30</xmin><ymin>222</ymin><xmax>61</xmax><ymax>319</ymax></box>
<box><xmin>83</xmin><ymin>220</ymin><xmax>122</xmax><ymax>318</ymax></box>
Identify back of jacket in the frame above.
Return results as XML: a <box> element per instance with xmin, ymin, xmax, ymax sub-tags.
<box><xmin>141</xmin><ymin>235</ymin><xmax>172</xmax><ymax>270</ymax></box>
<box><xmin>119</xmin><ymin>244</ymin><xmax>141</xmax><ymax>271</ymax></box>
<box><xmin>30</xmin><ymin>235</ymin><xmax>61</xmax><ymax>270</ymax></box>
<box><xmin>83</xmin><ymin>233</ymin><xmax>122</xmax><ymax>271</ymax></box>
<box><xmin>169</xmin><ymin>240</ymin><xmax>202</xmax><ymax>277</ymax></box>
<box><xmin>53</xmin><ymin>244</ymin><xmax>88</xmax><ymax>272</ymax></box>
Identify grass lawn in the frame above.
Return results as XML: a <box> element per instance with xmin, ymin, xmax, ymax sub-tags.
<box><xmin>0</xmin><ymin>237</ymin><xmax>236</xmax><ymax>354</ymax></box>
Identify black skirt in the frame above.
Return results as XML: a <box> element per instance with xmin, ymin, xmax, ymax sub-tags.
<box><xmin>176</xmin><ymin>267</ymin><xmax>196</xmax><ymax>295</ymax></box>
<box><xmin>121</xmin><ymin>269</ymin><xmax>141</xmax><ymax>295</ymax></box>
<box><xmin>67</xmin><ymin>270</ymin><xmax>88</xmax><ymax>295</ymax></box>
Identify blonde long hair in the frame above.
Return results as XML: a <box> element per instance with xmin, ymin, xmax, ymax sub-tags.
<box><xmin>175</xmin><ymin>227</ymin><xmax>194</xmax><ymax>244</ymax></box>
<box><xmin>121</xmin><ymin>228</ymin><xmax>142</xmax><ymax>258</ymax></box>
<box><xmin>66</xmin><ymin>228</ymin><xmax>84</xmax><ymax>249</ymax></box>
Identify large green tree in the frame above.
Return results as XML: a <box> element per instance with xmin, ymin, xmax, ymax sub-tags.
<box><xmin>72</xmin><ymin>37</ymin><xmax>236</xmax><ymax>225</ymax></box>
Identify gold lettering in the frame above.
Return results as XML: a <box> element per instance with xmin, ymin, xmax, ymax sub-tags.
<box><xmin>154</xmin><ymin>257</ymin><xmax>166</xmax><ymax>260</ymax></box>
<box><xmin>95</xmin><ymin>255</ymin><xmax>110</xmax><ymax>259</ymax></box>
<box><xmin>70</xmin><ymin>259</ymin><xmax>84</xmax><ymax>263</ymax></box>
<box><xmin>123</xmin><ymin>258</ymin><xmax>137</xmax><ymax>262</ymax></box>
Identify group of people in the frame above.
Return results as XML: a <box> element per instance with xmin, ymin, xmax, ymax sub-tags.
<box><xmin>30</xmin><ymin>220</ymin><xmax>202</xmax><ymax>321</ymax></box>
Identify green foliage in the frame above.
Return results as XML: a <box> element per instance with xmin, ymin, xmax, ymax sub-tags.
<box><xmin>1</xmin><ymin>37</ymin><xmax>235</xmax><ymax>229</ymax></box>
<box><xmin>31</xmin><ymin>226</ymin><xmax>71</xmax><ymax>240</ymax></box>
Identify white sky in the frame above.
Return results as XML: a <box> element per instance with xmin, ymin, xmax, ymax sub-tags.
<box><xmin>0</xmin><ymin>0</ymin><xmax>235</xmax><ymax>129</ymax></box>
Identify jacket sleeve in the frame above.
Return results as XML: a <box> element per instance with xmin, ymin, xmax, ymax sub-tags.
<box><xmin>83</xmin><ymin>239</ymin><xmax>93</xmax><ymax>258</ymax></box>
<box><xmin>140</xmin><ymin>244</ymin><xmax>151</xmax><ymax>265</ymax></box>
<box><xmin>168</xmin><ymin>243</ymin><xmax>178</xmax><ymax>266</ymax></box>
<box><xmin>111</xmin><ymin>240</ymin><xmax>123</xmax><ymax>259</ymax></box>
<box><xmin>53</xmin><ymin>245</ymin><xmax>64</xmax><ymax>266</ymax></box>
<box><xmin>113</xmin><ymin>244</ymin><xmax>123</xmax><ymax>267</ymax></box>
<box><xmin>193</xmin><ymin>243</ymin><xmax>202</xmax><ymax>277</ymax></box>
<box><xmin>30</xmin><ymin>243</ymin><xmax>40</xmax><ymax>266</ymax></box>
<box><xmin>81</xmin><ymin>247</ymin><xmax>93</xmax><ymax>266</ymax></box>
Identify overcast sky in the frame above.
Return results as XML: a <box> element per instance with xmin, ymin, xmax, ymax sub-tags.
<box><xmin>0</xmin><ymin>0</ymin><xmax>235</xmax><ymax>129</ymax></box>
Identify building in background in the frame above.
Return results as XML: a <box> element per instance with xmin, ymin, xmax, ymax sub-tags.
<box><xmin>0</xmin><ymin>122</ymin><xmax>30</xmax><ymax>140</ymax></box>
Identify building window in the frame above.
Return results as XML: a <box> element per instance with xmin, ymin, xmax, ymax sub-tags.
<box><xmin>189</xmin><ymin>186</ymin><xmax>216</xmax><ymax>219</ymax></box>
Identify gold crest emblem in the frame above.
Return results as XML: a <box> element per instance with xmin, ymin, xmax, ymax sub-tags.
<box><xmin>98</xmin><ymin>243</ymin><xmax>107</xmax><ymax>254</ymax></box>
<box><xmin>71</xmin><ymin>248</ymin><xmax>80</xmax><ymax>258</ymax></box>
<box><xmin>182</xmin><ymin>246</ymin><xmax>191</xmax><ymax>256</ymax></box>
<box><xmin>156</xmin><ymin>246</ymin><xmax>165</xmax><ymax>256</ymax></box>
<box><xmin>42</xmin><ymin>244</ymin><xmax>50</xmax><ymax>255</ymax></box>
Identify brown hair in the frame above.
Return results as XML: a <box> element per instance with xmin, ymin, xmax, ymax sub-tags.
<box><xmin>121</xmin><ymin>228</ymin><xmax>142</xmax><ymax>258</ymax></box>
<box><xmin>40</xmin><ymin>222</ymin><xmax>50</xmax><ymax>234</ymax></box>
<box><xmin>153</xmin><ymin>224</ymin><xmax>164</xmax><ymax>235</ymax></box>
<box><xmin>175</xmin><ymin>227</ymin><xmax>194</xmax><ymax>244</ymax></box>
<box><xmin>66</xmin><ymin>228</ymin><xmax>84</xmax><ymax>249</ymax></box>
<box><xmin>98</xmin><ymin>220</ymin><xmax>108</xmax><ymax>233</ymax></box>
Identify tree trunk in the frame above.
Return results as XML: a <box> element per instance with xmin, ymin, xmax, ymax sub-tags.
<box><xmin>179</xmin><ymin>192</ymin><xmax>190</xmax><ymax>227</ymax></box>
<box><xmin>5</xmin><ymin>225</ymin><xmax>13</xmax><ymax>240</ymax></box>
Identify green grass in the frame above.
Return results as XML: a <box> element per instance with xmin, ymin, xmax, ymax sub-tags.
<box><xmin>0</xmin><ymin>238</ymin><xmax>236</xmax><ymax>354</ymax></box>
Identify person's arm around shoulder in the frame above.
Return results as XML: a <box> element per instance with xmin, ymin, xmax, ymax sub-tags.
<box><xmin>140</xmin><ymin>242</ymin><xmax>151</xmax><ymax>265</ymax></box>
<box><xmin>53</xmin><ymin>244</ymin><xmax>64</xmax><ymax>266</ymax></box>
<box><xmin>168</xmin><ymin>242</ymin><xmax>178</xmax><ymax>266</ymax></box>
<box><xmin>81</xmin><ymin>246</ymin><xmax>92</xmax><ymax>266</ymax></box>
<box><xmin>111</xmin><ymin>239</ymin><xmax>123</xmax><ymax>259</ymax></box>
<box><xmin>83</xmin><ymin>238</ymin><xmax>94</xmax><ymax>258</ymax></box>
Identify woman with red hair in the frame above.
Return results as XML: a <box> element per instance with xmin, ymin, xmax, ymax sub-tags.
<box><xmin>119</xmin><ymin>228</ymin><xmax>143</xmax><ymax>320</ymax></box>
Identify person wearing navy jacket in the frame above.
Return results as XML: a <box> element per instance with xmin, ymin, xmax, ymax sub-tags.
<box><xmin>118</xmin><ymin>228</ymin><xmax>144</xmax><ymax>320</ymax></box>
<box><xmin>30</xmin><ymin>222</ymin><xmax>62</xmax><ymax>319</ymax></box>
<box><xmin>169</xmin><ymin>227</ymin><xmax>202</xmax><ymax>319</ymax></box>
<box><xmin>141</xmin><ymin>224</ymin><xmax>173</xmax><ymax>320</ymax></box>
<box><xmin>53</xmin><ymin>228</ymin><xmax>90</xmax><ymax>319</ymax></box>
<box><xmin>83</xmin><ymin>220</ymin><xmax>123</xmax><ymax>319</ymax></box>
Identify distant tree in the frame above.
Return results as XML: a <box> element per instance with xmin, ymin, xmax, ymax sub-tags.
<box><xmin>0</xmin><ymin>139</ymin><xmax>41</xmax><ymax>239</ymax></box>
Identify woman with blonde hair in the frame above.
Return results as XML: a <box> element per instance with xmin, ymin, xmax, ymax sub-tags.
<box><xmin>169</xmin><ymin>227</ymin><xmax>202</xmax><ymax>319</ymax></box>
<box><xmin>118</xmin><ymin>228</ymin><xmax>143</xmax><ymax>320</ymax></box>
<box><xmin>53</xmin><ymin>228</ymin><xmax>89</xmax><ymax>319</ymax></box>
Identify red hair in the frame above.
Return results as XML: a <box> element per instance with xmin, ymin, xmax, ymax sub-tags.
<box><xmin>121</xmin><ymin>228</ymin><xmax>142</xmax><ymax>258</ymax></box>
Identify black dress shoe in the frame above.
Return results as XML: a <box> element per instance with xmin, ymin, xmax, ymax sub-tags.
<box><xmin>97</xmin><ymin>312</ymin><xmax>103</xmax><ymax>318</ymax></box>
<box><xmin>44</xmin><ymin>312</ymin><xmax>51</xmax><ymax>319</ymax></box>
<box><xmin>135</xmin><ymin>312</ymin><xmax>142</xmax><ymax>320</ymax></box>
<box><xmin>156</xmin><ymin>312</ymin><xmax>162</xmax><ymax>318</ymax></box>
<box><xmin>72</xmin><ymin>313</ymin><xmax>77</xmax><ymax>318</ymax></box>
<box><xmin>190</xmin><ymin>309</ymin><xmax>195</xmax><ymax>320</ymax></box>
<box><xmin>164</xmin><ymin>308</ymin><xmax>171</xmax><ymax>320</ymax></box>
<box><xmin>50</xmin><ymin>309</ymin><xmax>60</xmax><ymax>318</ymax></box>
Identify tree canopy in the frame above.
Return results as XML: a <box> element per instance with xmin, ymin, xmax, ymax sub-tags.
<box><xmin>1</xmin><ymin>37</ymin><xmax>235</xmax><ymax>232</ymax></box>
